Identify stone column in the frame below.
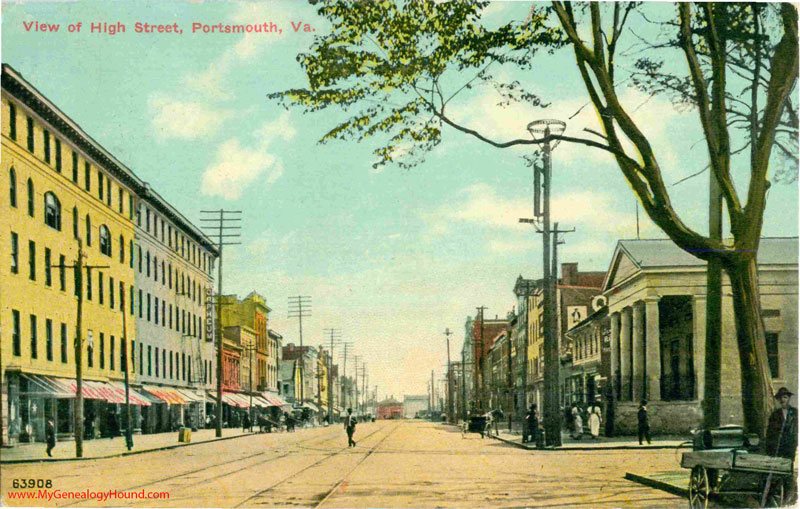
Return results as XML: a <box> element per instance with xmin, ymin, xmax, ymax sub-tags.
<box><xmin>620</xmin><ymin>308</ymin><xmax>632</xmax><ymax>401</ymax></box>
<box><xmin>610</xmin><ymin>312</ymin><xmax>620</xmax><ymax>400</ymax></box>
<box><xmin>693</xmin><ymin>296</ymin><xmax>706</xmax><ymax>402</ymax></box>
<box><xmin>632</xmin><ymin>302</ymin><xmax>645</xmax><ymax>403</ymax></box>
<box><xmin>644</xmin><ymin>297</ymin><xmax>661</xmax><ymax>401</ymax></box>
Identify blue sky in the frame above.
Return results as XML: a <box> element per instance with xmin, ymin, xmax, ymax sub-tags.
<box><xmin>3</xmin><ymin>1</ymin><xmax>797</xmax><ymax>399</ymax></box>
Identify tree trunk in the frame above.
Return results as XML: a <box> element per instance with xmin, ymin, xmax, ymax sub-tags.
<box><xmin>723</xmin><ymin>256</ymin><xmax>774</xmax><ymax>439</ymax></box>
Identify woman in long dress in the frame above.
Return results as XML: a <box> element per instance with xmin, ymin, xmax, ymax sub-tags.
<box><xmin>589</xmin><ymin>406</ymin><xmax>601</xmax><ymax>439</ymax></box>
<box><xmin>571</xmin><ymin>406</ymin><xmax>583</xmax><ymax>439</ymax></box>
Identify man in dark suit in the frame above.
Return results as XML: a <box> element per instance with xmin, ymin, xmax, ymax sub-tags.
<box><xmin>766</xmin><ymin>387</ymin><xmax>797</xmax><ymax>459</ymax></box>
<box><xmin>344</xmin><ymin>408</ymin><xmax>357</xmax><ymax>447</ymax></box>
<box><xmin>45</xmin><ymin>418</ymin><xmax>56</xmax><ymax>457</ymax></box>
<box><xmin>637</xmin><ymin>401</ymin><xmax>651</xmax><ymax>445</ymax></box>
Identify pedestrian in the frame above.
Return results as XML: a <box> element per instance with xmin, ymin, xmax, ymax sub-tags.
<box><xmin>765</xmin><ymin>387</ymin><xmax>798</xmax><ymax>504</ymax></box>
<box><xmin>588</xmin><ymin>405</ymin><xmax>601</xmax><ymax>440</ymax></box>
<box><xmin>243</xmin><ymin>412</ymin><xmax>252</xmax><ymax>433</ymax></box>
<box><xmin>344</xmin><ymin>407</ymin><xmax>357</xmax><ymax>447</ymax></box>
<box><xmin>571</xmin><ymin>405</ymin><xmax>583</xmax><ymax>440</ymax></box>
<box><xmin>766</xmin><ymin>387</ymin><xmax>798</xmax><ymax>459</ymax></box>
<box><xmin>523</xmin><ymin>404</ymin><xmax>538</xmax><ymax>444</ymax></box>
<box><xmin>45</xmin><ymin>417</ymin><xmax>56</xmax><ymax>457</ymax></box>
<box><xmin>637</xmin><ymin>400</ymin><xmax>651</xmax><ymax>445</ymax></box>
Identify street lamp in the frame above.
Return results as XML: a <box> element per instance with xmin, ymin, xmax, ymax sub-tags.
<box><xmin>526</xmin><ymin>119</ymin><xmax>565</xmax><ymax>447</ymax></box>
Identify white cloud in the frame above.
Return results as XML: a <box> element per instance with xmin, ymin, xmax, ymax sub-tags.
<box><xmin>148</xmin><ymin>95</ymin><xmax>228</xmax><ymax>140</ymax></box>
<box><xmin>201</xmin><ymin>112</ymin><xmax>297</xmax><ymax>200</ymax></box>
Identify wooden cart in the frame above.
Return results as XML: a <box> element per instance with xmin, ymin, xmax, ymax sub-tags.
<box><xmin>681</xmin><ymin>448</ymin><xmax>793</xmax><ymax>508</ymax></box>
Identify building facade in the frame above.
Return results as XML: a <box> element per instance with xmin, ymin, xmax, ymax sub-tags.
<box><xmin>603</xmin><ymin>238</ymin><xmax>799</xmax><ymax>434</ymax></box>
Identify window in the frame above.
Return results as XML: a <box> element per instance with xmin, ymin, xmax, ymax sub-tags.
<box><xmin>146</xmin><ymin>208</ymin><xmax>150</xmax><ymax>232</ymax></box>
<box><xmin>147</xmin><ymin>345</ymin><xmax>152</xmax><ymax>376</ymax></box>
<box><xmin>147</xmin><ymin>293</ymin><xmax>151</xmax><ymax>321</ymax></box>
<box><xmin>129</xmin><ymin>240</ymin><xmax>134</xmax><ymax>269</ymax></box>
<box><xmin>131</xmin><ymin>340</ymin><xmax>136</xmax><ymax>373</ymax></box>
<box><xmin>55</xmin><ymin>139</ymin><xmax>62</xmax><ymax>172</ymax></box>
<box><xmin>85</xmin><ymin>215</ymin><xmax>92</xmax><ymax>246</ymax></box>
<box><xmin>45</xmin><ymin>248</ymin><xmax>51</xmax><ymax>286</ymax></box>
<box><xmin>98</xmin><ymin>172</ymin><xmax>104</xmax><ymax>201</ymax></box>
<box><xmin>169</xmin><ymin>305</ymin><xmax>173</xmax><ymax>329</ymax></box>
<box><xmin>46</xmin><ymin>319</ymin><xmax>53</xmax><ymax>361</ymax></box>
<box><xmin>44</xmin><ymin>192</ymin><xmax>61</xmax><ymax>230</ymax></box>
<box><xmin>84</xmin><ymin>162</ymin><xmax>91</xmax><ymax>191</ymax></box>
<box><xmin>146</xmin><ymin>251</ymin><xmax>150</xmax><ymax>277</ymax></box>
<box><xmin>154</xmin><ymin>256</ymin><xmax>158</xmax><ymax>281</ymax></box>
<box><xmin>119</xmin><ymin>235</ymin><xmax>125</xmax><ymax>263</ymax></box>
<box><xmin>110</xmin><ymin>336</ymin><xmax>115</xmax><ymax>370</ymax></box>
<box><xmin>136</xmin><ymin>205</ymin><xmax>141</xmax><ymax>226</ymax></box>
<box><xmin>72</xmin><ymin>151</ymin><xmax>78</xmax><ymax>183</ymax></box>
<box><xmin>138</xmin><ymin>289</ymin><xmax>142</xmax><ymax>318</ymax></box>
<box><xmin>60</xmin><ymin>323</ymin><xmax>67</xmax><ymax>363</ymax></box>
<box><xmin>121</xmin><ymin>338</ymin><xmax>126</xmax><ymax>372</ymax></box>
<box><xmin>155</xmin><ymin>347</ymin><xmax>159</xmax><ymax>377</ymax></box>
<box><xmin>170</xmin><ymin>352</ymin><xmax>173</xmax><ymax>379</ymax></box>
<box><xmin>163</xmin><ymin>350</ymin><xmax>166</xmax><ymax>378</ymax></box>
<box><xmin>12</xmin><ymin>310</ymin><xmax>21</xmax><ymax>356</ymax></box>
<box><xmin>130</xmin><ymin>285</ymin><xmax>134</xmax><ymax>315</ymax></box>
<box><xmin>26</xmin><ymin>116</ymin><xmax>34</xmax><ymax>152</ymax></box>
<box><xmin>161</xmin><ymin>301</ymin><xmax>165</xmax><ymax>327</ymax></box>
<box><xmin>161</xmin><ymin>261</ymin><xmax>165</xmax><ymax>285</ymax></box>
<box><xmin>28</xmin><ymin>240</ymin><xmax>35</xmax><ymax>280</ymax></box>
<box><xmin>27</xmin><ymin>178</ymin><xmax>34</xmax><ymax>217</ymax></box>
<box><xmin>30</xmin><ymin>314</ymin><xmax>37</xmax><ymax>359</ymax></box>
<box><xmin>100</xmin><ymin>333</ymin><xmax>105</xmax><ymax>369</ymax></box>
<box><xmin>155</xmin><ymin>297</ymin><xmax>159</xmax><ymax>324</ymax></box>
<box><xmin>11</xmin><ymin>232</ymin><xmax>18</xmax><ymax>273</ymax></box>
<box><xmin>139</xmin><ymin>343</ymin><xmax>143</xmax><ymax>376</ymax></box>
<box><xmin>9</xmin><ymin>167</ymin><xmax>16</xmax><ymax>207</ymax></box>
<box><xmin>168</xmin><ymin>226</ymin><xmax>172</xmax><ymax>247</ymax></box>
<box><xmin>72</xmin><ymin>207</ymin><xmax>79</xmax><ymax>239</ymax></box>
<box><xmin>9</xmin><ymin>102</ymin><xmax>16</xmax><ymax>140</ymax></box>
<box><xmin>98</xmin><ymin>272</ymin><xmax>104</xmax><ymax>304</ymax></box>
<box><xmin>118</xmin><ymin>189</ymin><xmax>123</xmax><ymax>214</ymax></box>
<box><xmin>86</xmin><ymin>267</ymin><xmax>92</xmax><ymax>300</ymax></box>
<box><xmin>99</xmin><ymin>225</ymin><xmax>111</xmax><ymax>256</ymax></box>
<box><xmin>44</xmin><ymin>129</ymin><xmax>51</xmax><ymax>163</ymax></box>
<box><xmin>106</xmin><ymin>179</ymin><xmax>111</xmax><ymax>206</ymax></box>
<box><xmin>87</xmin><ymin>331</ymin><xmax>94</xmax><ymax>367</ymax></box>
<box><xmin>129</xmin><ymin>195</ymin><xmax>134</xmax><ymax>220</ymax></box>
<box><xmin>766</xmin><ymin>332</ymin><xmax>780</xmax><ymax>378</ymax></box>
<box><xmin>59</xmin><ymin>255</ymin><xmax>65</xmax><ymax>291</ymax></box>
<box><xmin>168</xmin><ymin>264</ymin><xmax>172</xmax><ymax>288</ymax></box>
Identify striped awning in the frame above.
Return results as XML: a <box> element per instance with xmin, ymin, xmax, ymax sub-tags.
<box><xmin>261</xmin><ymin>392</ymin><xmax>291</xmax><ymax>407</ymax></box>
<box><xmin>21</xmin><ymin>374</ymin><xmax>73</xmax><ymax>398</ymax></box>
<box><xmin>252</xmin><ymin>396</ymin><xmax>271</xmax><ymax>408</ymax></box>
<box><xmin>104</xmin><ymin>381</ymin><xmax>152</xmax><ymax>406</ymax></box>
<box><xmin>143</xmin><ymin>385</ymin><xmax>187</xmax><ymax>405</ymax></box>
<box><xmin>177</xmin><ymin>388</ymin><xmax>205</xmax><ymax>403</ymax></box>
<box><xmin>302</xmin><ymin>401</ymin><xmax>320</xmax><ymax>412</ymax></box>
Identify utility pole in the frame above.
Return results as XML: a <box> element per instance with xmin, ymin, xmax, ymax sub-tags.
<box><xmin>362</xmin><ymin>365</ymin><xmax>367</xmax><ymax>416</ymax></box>
<box><xmin>527</xmin><ymin>119</ymin><xmax>566</xmax><ymax>447</ymax></box>
<box><xmin>353</xmin><ymin>355</ymin><xmax>361</xmax><ymax>413</ymax></box>
<box><xmin>461</xmin><ymin>343</ymin><xmax>467</xmax><ymax>421</ymax></box>
<box><xmin>200</xmin><ymin>209</ymin><xmax>242</xmax><ymax>438</ymax></box>
<box><xmin>288</xmin><ymin>296</ymin><xmax>312</xmax><ymax>404</ymax></box>
<box><xmin>444</xmin><ymin>328</ymin><xmax>452</xmax><ymax>423</ymax></box>
<box><xmin>53</xmin><ymin>239</ymin><xmax>108</xmax><ymax>458</ymax></box>
<box><xmin>323</xmin><ymin>329</ymin><xmax>341</xmax><ymax>423</ymax></box>
<box><xmin>121</xmin><ymin>287</ymin><xmax>133</xmax><ymax>451</ymax></box>
<box><xmin>474</xmin><ymin>306</ymin><xmax>487</xmax><ymax>411</ymax></box>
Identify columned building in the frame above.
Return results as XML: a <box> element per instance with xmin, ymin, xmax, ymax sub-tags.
<box><xmin>603</xmin><ymin>238</ymin><xmax>798</xmax><ymax>434</ymax></box>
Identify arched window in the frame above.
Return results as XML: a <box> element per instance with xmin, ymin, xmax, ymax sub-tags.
<box><xmin>99</xmin><ymin>225</ymin><xmax>111</xmax><ymax>256</ymax></box>
<box><xmin>27</xmin><ymin>178</ymin><xmax>34</xmax><ymax>217</ymax></box>
<box><xmin>72</xmin><ymin>207</ymin><xmax>79</xmax><ymax>239</ymax></box>
<box><xmin>85</xmin><ymin>215</ymin><xmax>92</xmax><ymax>246</ymax></box>
<box><xmin>9</xmin><ymin>168</ymin><xmax>17</xmax><ymax>207</ymax></box>
<box><xmin>43</xmin><ymin>192</ymin><xmax>61</xmax><ymax>230</ymax></box>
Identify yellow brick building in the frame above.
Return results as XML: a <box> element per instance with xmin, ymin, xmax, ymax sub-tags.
<box><xmin>1</xmin><ymin>65</ymin><xmax>142</xmax><ymax>444</ymax></box>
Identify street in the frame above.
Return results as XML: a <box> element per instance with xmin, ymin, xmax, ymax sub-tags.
<box><xmin>1</xmin><ymin>420</ymin><xmax>686</xmax><ymax>508</ymax></box>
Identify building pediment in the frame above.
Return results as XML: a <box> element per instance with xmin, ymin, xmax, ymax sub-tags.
<box><xmin>602</xmin><ymin>243</ymin><xmax>642</xmax><ymax>292</ymax></box>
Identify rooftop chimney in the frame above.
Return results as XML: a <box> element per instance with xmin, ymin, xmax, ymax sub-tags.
<box><xmin>562</xmin><ymin>262</ymin><xmax>578</xmax><ymax>286</ymax></box>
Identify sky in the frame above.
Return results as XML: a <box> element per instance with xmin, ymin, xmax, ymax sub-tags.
<box><xmin>2</xmin><ymin>1</ymin><xmax>797</xmax><ymax>400</ymax></box>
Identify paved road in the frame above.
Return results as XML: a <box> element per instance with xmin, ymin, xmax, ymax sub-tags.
<box><xmin>1</xmin><ymin>420</ymin><xmax>686</xmax><ymax>508</ymax></box>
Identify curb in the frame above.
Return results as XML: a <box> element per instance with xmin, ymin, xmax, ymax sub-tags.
<box><xmin>0</xmin><ymin>432</ymin><xmax>255</xmax><ymax>465</ymax></box>
<box><xmin>624</xmin><ymin>472</ymin><xmax>688</xmax><ymax>497</ymax></box>
<box><xmin>491</xmin><ymin>434</ymin><xmax>689</xmax><ymax>451</ymax></box>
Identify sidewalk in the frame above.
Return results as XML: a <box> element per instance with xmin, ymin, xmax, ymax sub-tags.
<box><xmin>0</xmin><ymin>428</ymin><xmax>272</xmax><ymax>464</ymax></box>
<box><xmin>490</xmin><ymin>427</ymin><xmax>692</xmax><ymax>451</ymax></box>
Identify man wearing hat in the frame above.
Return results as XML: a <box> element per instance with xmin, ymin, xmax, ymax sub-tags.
<box><xmin>766</xmin><ymin>387</ymin><xmax>797</xmax><ymax>459</ymax></box>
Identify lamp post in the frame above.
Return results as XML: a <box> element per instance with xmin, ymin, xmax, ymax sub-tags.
<box><xmin>526</xmin><ymin>119</ymin><xmax>566</xmax><ymax>447</ymax></box>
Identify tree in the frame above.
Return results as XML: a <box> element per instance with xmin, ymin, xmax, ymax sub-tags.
<box><xmin>271</xmin><ymin>1</ymin><xmax>798</xmax><ymax>437</ymax></box>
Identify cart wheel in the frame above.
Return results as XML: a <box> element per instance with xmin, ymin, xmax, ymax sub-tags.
<box><xmin>762</xmin><ymin>478</ymin><xmax>784</xmax><ymax>508</ymax></box>
<box><xmin>688</xmin><ymin>466</ymin><xmax>710</xmax><ymax>509</ymax></box>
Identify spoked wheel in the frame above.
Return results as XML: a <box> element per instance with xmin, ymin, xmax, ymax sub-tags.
<box><xmin>688</xmin><ymin>466</ymin><xmax>710</xmax><ymax>509</ymax></box>
<box><xmin>762</xmin><ymin>477</ymin><xmax>785</xmax><ymax>508</ymax></box>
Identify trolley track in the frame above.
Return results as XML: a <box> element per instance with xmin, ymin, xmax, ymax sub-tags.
<box><xmin>232</xmin><ymin>422</ymin><xmax>398</xmax><ymax>508</ymax></box>
<box><xmin>56</xmin><ymin>426</ymin><xmax>345</xmax><ymax>508</ymax></box>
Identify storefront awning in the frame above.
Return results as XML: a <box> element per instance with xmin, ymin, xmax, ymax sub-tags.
<box><xmin>143</xmin><ymin>385</ymin><xmax>187</xmax><ymax>405</ymax></box>
<box><xmin>176</xmin><ymin>388</ymin><xmax>205</xmax><ymax>403</ymax></box>
<box><xmin>21</xmin><ymin>374</ymin><xmax>74</xmax><ymax>398</ymax></box>
<box><xmin>302</xmin><ymin>402</ymin><xmax>320</xmax><ymax>412</ymax></box>
<box><xmin>104</xmin><ymin>381</ymin><xmax>152</xmax><ymax>406</ymax></box>
<box><xmin>252</xmin><ymin>396</ymin><xmax>271</xmax><ymax>408</ymax></box>
<box><xmin>261</xmin><ymin>392</ymin><xmax>290</xmax><ymax>408</ymax></box>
